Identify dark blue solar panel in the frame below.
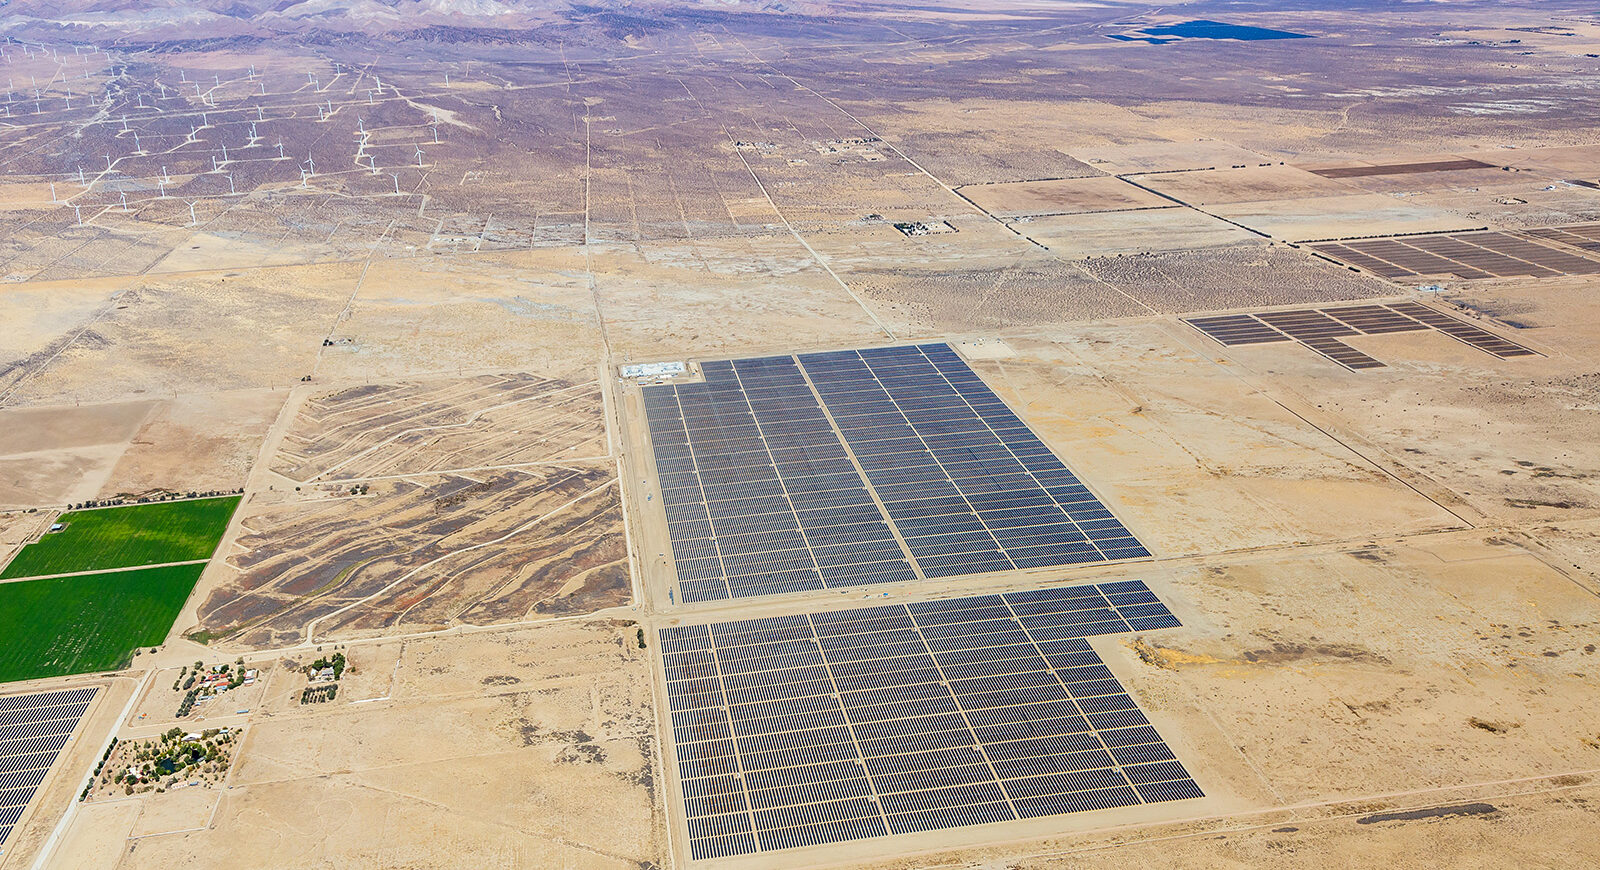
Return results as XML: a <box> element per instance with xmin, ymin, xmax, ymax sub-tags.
<box><xmin>642</xmin><ymin>344</ymin><xmax>1149</xmax><ymax>605</ymax></box>
<box><xmin>0</xmin><ymin>688</ymin><xmax>97</xmax><ymax>845</ymax></box>
<box><xmin>642</xmin><ymin>360</ymin><xmax>917</xmax><ymax>603</ymax></box>
<box><xmin>795</xmin><ymin>345</ymin><xmax>1149</xmax><ymax>576</ymax></box>
<box><xmin>661</xmin><ymin>582</ymin><xmax>1195</xmax><ymax>859</ymax></box>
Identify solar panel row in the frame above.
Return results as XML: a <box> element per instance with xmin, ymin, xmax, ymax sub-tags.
<box><xmin>0</xmin><ymin>687</ymin><xmax>96</xmax><ymax>845</ymax></box>
<box><xmin>1185</xmin><ymin>302</ymin><xmax>1537</xmax><ymax>369</ymax></box>
<box><xmin>643</xmin><ymin>344</ymin><xmax>1149</xmax><ymax>604</ymax></box>
<box><xmin>661</xmin><ymin>582</ymin><xmax>1196</xmax><ymax>860</ymax></box>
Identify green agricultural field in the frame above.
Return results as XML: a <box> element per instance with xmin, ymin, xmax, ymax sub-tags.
<box><xmin>0</xmin><ymin>564</ymin><xmax>208</xmax><ymax>682</ymax></box>
<box><xmin>0</xmin><ymin>496</ymin><xmax>241</xmax><ymax>580</ymax></box>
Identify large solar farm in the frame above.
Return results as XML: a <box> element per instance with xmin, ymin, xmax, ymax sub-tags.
<box><xmin>641</xmin><ymin>345</ymin><xmax>1146</xmax><ymax>604</ymax></box>
<box><xmin>662</xmin><ymin>582</ymin><xmax>1193</xmax><ymax>859</ymax></box>
<box><xmin>628</xmin><ymin>343</ymin><xmax>1192</xmax><ymax>859</ymax></box>
<box><xmin>3</xmin><ymin>0</ymin><xmax>1600</xmax><ymax>867</ymax></box>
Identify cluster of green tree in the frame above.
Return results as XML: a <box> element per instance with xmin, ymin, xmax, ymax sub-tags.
<box><xmin>82</xmin><ymin>737</ymin><xmax>120</xmax><ymax>801</ymax></box>
<box><xmin>301</xmin><ymin>684</ymin><xmax>338</xmax><ymax>704</ymax></box>
<box><xmin>106</xmin><ymin>729</ymin><xmax>239</xmax><ymax>795</ymax></box>
<box><xmin>307</xmin><ymin>651</ymin><xmax>347</xmax><ymax>680</ymax></box>
<box><xmin>66</xmin><ymin>488</ymin><xmax>244</xmax><ymax>510</ymax></box>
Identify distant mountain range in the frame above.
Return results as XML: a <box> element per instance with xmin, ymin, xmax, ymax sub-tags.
<box><xmin>0</xmin><ymin>0</ymin><xmax>823</xmax><ymax>43</ymax></box>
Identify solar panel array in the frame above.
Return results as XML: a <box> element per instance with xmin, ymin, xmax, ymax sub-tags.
<box><xmin>1386</xmin><ymin>302</ymin><xmax>1539</xmax><ymax>358</ymax></box>
<box><xmin>643</xmin><ymin>357</ymin><xmax>917</xmax><ymax>603</ymax></box>
<box><xmin>1309</xmin><ymin>228</ymin><xmax>1600</xmax><ymax>280</ymax></box>
<box><xmin>1319</xmin><ymin>304</ymin><xmax>1432</xmax><ymax>334</ymax></box>
<box><xmin>1181</xmin><ymin>314</ymin><xmax>1292</xmax><ymax>346</ymax></box>
<box><xmin>642</xmin><ymin>344</ymin><xmax>1148</xmax><ymax>604</ymax></box>
<box><xmin>1253</xmin><ymin>310</ymin><xmax>1384</xmax><ymax>370</ymax></box>
<box><xmin>1526</xmin><ymin>223</ymin><xmax>1600</xmax><ymax>254</ymax></box>
<box><xmin>0</xmin><ymin>687</ymin><xmax>97</xmax><ymax>844</ymax></box>
<box><xmin>801</xmin><ymin>346</ymin><xmax>1149</xmax><ymax>577</ymax></box>
<box><xmin>661</xmin><ymin>581</ymin><xmax>1197</xmax><ymax>860</ymax></box>
<box><xmin>1185</xmin><ymin>302</ymin><xmax>1538</xmax><ymax>369</ymax></box>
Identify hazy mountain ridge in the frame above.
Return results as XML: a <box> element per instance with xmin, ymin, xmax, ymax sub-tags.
<box><xmin>0</xmin><ymin>0</ymin><xmax>822</xmax><ymax>41</ymax></box>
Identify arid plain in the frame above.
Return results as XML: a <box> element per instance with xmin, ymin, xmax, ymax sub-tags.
<box><xmin>2</xmin><ymin>1</ymin><xmax>1600</xmax><ymax>867</ymax></box>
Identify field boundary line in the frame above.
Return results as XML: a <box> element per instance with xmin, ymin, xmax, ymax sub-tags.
<box><xmin>0</xmin><ymin>559</ymin><xmax>209</xmax><ymax>584</ymax></box>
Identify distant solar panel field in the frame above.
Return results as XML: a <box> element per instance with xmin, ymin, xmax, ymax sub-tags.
<box><xmin>1184</xmin><ymin>301</ymin><xmax>1539</xmax><ymax>370</ymax></box>
<box><xmin>0</xmin><ymin>687</ymin><xmax>97</xmax><ymax>845</ymax></box>
<box><xmin>641</xmin><ymin>344</ymin><xmax>1149</xmax><ymax>603</ymax></box>
<box><xmin>660</xmin><ymin>581</ymin><xmax>1197</xmax><ymax>859</ymax></box>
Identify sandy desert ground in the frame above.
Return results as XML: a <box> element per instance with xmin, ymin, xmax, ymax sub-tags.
<box><xmin>1</xmin><ymin>0</ymin><xmax>1600</xmax><ymax>868</ymax></box>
